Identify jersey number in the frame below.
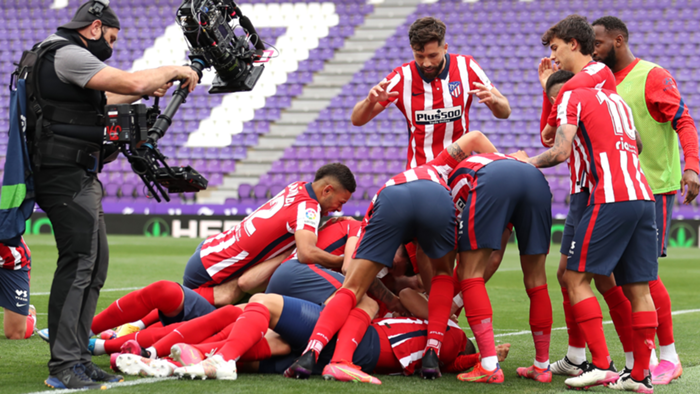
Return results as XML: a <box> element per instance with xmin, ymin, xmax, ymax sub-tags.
<box><xmin>597</xmin><ymin>90</ymin><xmax>637</xmax><ymax>140</ymax></box>
<box><xmin>243</xmin><ymin>194</ymin><xmax>285</xmax><ymax>237</ymax></box>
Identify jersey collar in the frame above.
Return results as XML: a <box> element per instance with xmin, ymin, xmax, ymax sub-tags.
<box><xmin>305</xmin><ymin>182</ymin><xmax>319</xmax><ymax>202</ymax></box>
<box><xmin>416</xmin><ymin>54</ymin><xmax>451</xmax><ymax>83</ymax></box>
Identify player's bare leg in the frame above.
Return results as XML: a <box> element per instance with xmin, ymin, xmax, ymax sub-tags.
<box><xmin>3</xmin><ymin>307</ymin><xmax>35</xmax><ymax>340</ymax></box>
<box><xmin>562</xmin><ymin>270</ymin><xmax>618</xmax><ymax>389</ymax></box>
<box><xmin>483</xmin><ymin>229</ymin><xmax>511</xmax><ymax>283</ymax></box>
<box><xmin>516</xmin><ymin>254</ymin><xmax>552</xmax><ymax>383</ymax></box>
<box><xmin>213</xmin><ymin>278</ymin><xmax>245</xmax><ymax>307</ymax></box>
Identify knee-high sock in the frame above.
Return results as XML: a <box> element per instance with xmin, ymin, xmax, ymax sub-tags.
<box><xmin>572</xmin><ymin>297</ymin><xmax>610</xmax><ymax>369</ymax></box>
<box><xmin>193</xmin><ymin>338</ymin><xmax>271</xmax><ymax>362</ymax></box>
<box><xmin>216</xmin><ymin>303</ymin><xmax>270</xmax><ymax>361</ymax></box>
<box><xmin>331</xmin><ymin>308</ymin><xmax>371</xmax><ymax>363</ymax></box>
<box><xmin>91</xmin><ymin>281</ymin><xmax>183</xmax><ymax>334</ymax></box>
<box><xmin>527</xmin><ymin>284</ymin><xmax>552</xmax><ymax>365</ymax></box>
<box><xmin>603</xmin><ymin>286</ymin><xmax>633</xmax><ymax>353</ymax></box>
<box><xmin>103</xmin><ymin>324</ymin><xmax>182</xmax><ymax>354</ymax></box>
<box><xmin>140</xmin><ymin>309</ymin><xmax>161</xmax><ymax>328</ymax></box>
<box><xmin>649</xmin><ymin>278</ymin><xmax>674</xmax><ymax>347</ymax></box>
<box><xmin>24</xmin><ymin>312</ymin><xmax>36</xmax><ymax>339</ymax></box>
<box><xmin>152</xmin><ymin>305</ymin><xmax>242</xmax><ymax>357</ymax></box>
<box><xmin>192</xmin><ymin>286</ymin><xmax>215</xmax><ymax>306</ymax></box>
<box><xmin>461</xmin><ymin>278</ymin><xmax>497</xmax><ymax>370</ymax></box>
<box><xmin>200</xmin><ymin>323</ymin><xmax>233</xmax><ymax>343</ymax></box>
<box><xmin>631</xmin><ymin>311</ymin><xmax>657</xmax><ymax>381</ymax></box>
<box><xmin>426</xmin><ymin>275</ymin><xmax>455</xmax><ymax>355</ymax></box>
<box><xmin>305</xmin><ymin>288</ymin><xmax>356</xmax><ymax>358</ymax></box>
<box><xmin>561</xmin><ymin>287</ymin><xmax>586</xmax><ymax>348</ymax></box>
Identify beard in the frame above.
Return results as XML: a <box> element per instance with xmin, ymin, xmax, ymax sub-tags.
<box><xmin>599</xmin><ymin>47</ymin><xmax>617</xmax><ymax>70</ymax></box>
<box><xmin>420</xmin><ymin>58</ymin><xmax>445</xmax><ymax>80</ymax></box>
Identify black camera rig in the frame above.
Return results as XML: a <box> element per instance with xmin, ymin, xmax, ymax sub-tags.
<box><xmin>104</xmin><ymin>0</ymin><xmax>266</xmax><ymax>202</ymax></box>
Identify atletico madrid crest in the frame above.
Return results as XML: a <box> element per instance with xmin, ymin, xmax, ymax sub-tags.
<box><xmin>449</xmin><ymin>81</ymin><xmax>462</xmax><ymax>98</ymax></box>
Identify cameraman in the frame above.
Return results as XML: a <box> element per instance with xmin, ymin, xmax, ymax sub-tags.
<box><xmin>32</xmin><ymin>1</ymin><xmax>199</xmax><ymax>390</ymax></box>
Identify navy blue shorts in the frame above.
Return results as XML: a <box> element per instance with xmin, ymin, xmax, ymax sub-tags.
<box><xmin>654</xmin><ymin>194</ymin><xmax>674</xmax><ymax>258</ymax></box>
<box><xmin>159</xmin><ymin>284</ymin><xmax>216</xmax><ymax>326</ymax></box>
<box><xmin>266</xmin><ymin>259</ymin><xmax>344</xmax><ymax>305</ymax></box>
<box><xmin>182</xmin><ymin>241</ymin><xmax>214</xmax><ymax>289</ymax></box>
<box><xmin>560</xmin><ymin>190</ymin><xmax>590</xmax><ymax>255</ymax></box>
<box><xmin>0</xmin><ymin>266</ymin><xmax>30</xmax><ymax>315</ymax></box>
<box><xmin>459</xmin><ymin>160</ymin><xmax>552</xmax><ymax>255</ymax></box>
<box><xmin>355</xmin><ymin>180</ymin><xmax>457</xmax><ymax>267</ymax></box>
<box><xmin>567</xmin><ymin>200</ymin><xmax>658</xmax><ymax>286</ymax></box>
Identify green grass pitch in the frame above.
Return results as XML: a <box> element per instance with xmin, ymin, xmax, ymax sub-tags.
<box><xmin>1</xmin><ymin>234</ymin><xmax>699</xmax><ymax>393</ymax></box>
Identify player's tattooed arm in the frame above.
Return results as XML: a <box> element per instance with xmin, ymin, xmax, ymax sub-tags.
<box><xmin>447</xmin><ymin>130</ymin><xmax>498</xmax><ymax>162</ymax></box>
<box><xmin>368</xmin><ymin>278</ymin><xmax>408</xmax><ymax>314</ymax></box>
<box><xmin>447</xmin><ymin>142</ymin><xmax>470</xmax><ymax>162</ymax></box>
<box><xmin>528</xmin><ymin>124</ymin><xmax>576</xmax><ymax>168</ymax></box>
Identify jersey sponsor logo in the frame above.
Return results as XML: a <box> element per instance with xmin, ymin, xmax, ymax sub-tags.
<box><xmin>15</xmin><ymin>290</ymin><xmax>27</xmax><ymax>298</ymax></box>
<box><xmin>449</xmin><ymin>81</ymin><xmax>462</xmax><ymax>98</ymax></box>
<box><xmin>414</xmin><ymin>106</ymin><xmax>462</xmax><ymax>125</ymax></box>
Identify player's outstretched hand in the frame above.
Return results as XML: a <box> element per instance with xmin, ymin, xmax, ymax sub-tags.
<box><xmin>537</xmin><ymin>58</ymin><xmax>559</xmax><ymax>90</ymax></box>
<box><xmin>151</xmin><ymin>82</ymin><xmax>174</xmax><ymax>97</ymax></box>
<box><xmin>680</xmin><ymin>169</ymin><xmax>700</xmax><ymax>204</ymax></box>
<box><xmin>509</xmin><ymin>150</ymin><xmax>529</xmax><ymax>162</ymax></box>
<box><xmin>468</xmin><ymin>82</ymin><xmax>496</xmax><ymax>106</ymax></box>
<box><xmin>368</xmin><ymin>80</ymin><xmax>399</xmax><ymax>104</ymax></box>
<box><xmin>541</xmin><ymin>125</ymin><xmax>556</xmax><ymax>148</ymax></box>
<box><xmin>175</xmin><ymin>66</ymin><xmax>201</xmax><ymax>93</ymax></box>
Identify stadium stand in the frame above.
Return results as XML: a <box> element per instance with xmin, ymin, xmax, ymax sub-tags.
<box><xmin>0</xmin><ymin>0</ymin><xmax>698</xmax><ymax>218</ymax></box>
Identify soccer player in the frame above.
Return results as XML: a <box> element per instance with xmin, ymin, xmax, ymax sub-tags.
<box><xmin>350</xmin><ymin>16</ymin><xmax>511</xmax><ymax>168</ymax></box>
<box><xmin>182</xmin><ymin>163</ymin><xmax>355</xmax><ymax>306</ymax></box>
<box><xmin>283</xmin><ymin>130</ymin><xmax>498</xmax><ymax>381</ymax></box>
<box><xmin>592</xmin><ymin>16</ymin><xmax>699</xmax><ymax>385</ymax></box>
<box><xmin>0</xmin><ymin>238</ymin><xmax>36</xmax><ymax>340</ymax></box>
<box><xmin>447</xmin><ymin>152</ymin><xmax>552</xmax><ymax>384</ymax></box>
<box><xmin>529</xmin><ymin>72</ymin><xmax>658</xmax><ymax>393</ymax></box>
<box><xmin>539</xmin><ymin>15</ymin><xmax>636</xmax><ymax>377</ymax></box>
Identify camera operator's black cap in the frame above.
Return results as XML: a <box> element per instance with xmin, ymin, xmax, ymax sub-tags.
<box><xmin>59</xmin><ymin>0</ymin><xmax>120</xmax><ymax>30</ymax></box>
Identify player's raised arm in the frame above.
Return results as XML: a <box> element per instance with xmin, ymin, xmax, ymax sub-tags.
<box><xmin>468</xmin><ymin>83</ymin><xmax>511</xmax><ymax>119</ymax></box>
<box><xmin>294</xmin><ymin>230</ymin><xmax>344</xmax><ymax>269</ymax></box>
<box><xmin>351</xmin><ymin>80</ymin><xmax>398</xmax><ymax>126</ymax></box>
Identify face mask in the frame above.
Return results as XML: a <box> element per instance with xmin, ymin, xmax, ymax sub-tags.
<box><xmin>79</xmin><ymin>29</ymin><xmax>113</xmax><ymax>61</ymax></box>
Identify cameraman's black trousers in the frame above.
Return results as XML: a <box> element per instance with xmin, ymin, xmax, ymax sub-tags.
<box><xmin>35</xmin><ymin>164</ymin><xmax>108</xmax><ymax>375</ymax></box>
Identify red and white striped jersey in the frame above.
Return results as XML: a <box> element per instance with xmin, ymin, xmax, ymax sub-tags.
<box><xmin>446</xmin><ymin>153</ymin><xmax>519</xmax><ymax>219</ymax></box>
<box><xmin>549</xmin><ymin>62</ymin><xmax>617</xmax><ymax>194</ymax></box>
<box><xmin>286</xmin><ymin>218</ymin><xmax>362</xmax><ymax>262</ymax></box>
<box><xmin>558</xmin><ymin>88</ymin><xmax>654</xmax><ymax>204</ymax></box>
<box><xmin>0</xmin><ymin>238</ymin><xmax>31</xmax><ymax>271</ymax></box>
<box><xmin>379</xmin><ymin>53</ymin><xmax>494</xmax><ymax>168</ymax></box>
<box><xmin>373</xmin><ymin>317</ymin><xmax>466</xmax><ymax>375</ymax></box>
<box><xmin>199</xmin><ymin>182</ymin><xmax>321</xmax><ymax>285</ymax></box>
<box><xmin>363</xmin><ymin>150</ymin><xmax>460</xmax><ymax>224</ymax></box>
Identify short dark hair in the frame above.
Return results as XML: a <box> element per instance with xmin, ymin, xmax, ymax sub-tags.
<box><xmin>545</xmin><ymin>69</ymin><xmax>576</xmax><ymax>96</ymax></box>
<box><xmin>314</xmin><ymin>163</ymin><xmax>356</xmax><ymax>193</ymax></box>
<box><xmin>408</xmin><ymin>17</ymin><xmax>446</xmax><ymax>52</ymax></box>
<box><xmin>592</xmin><ymin>16</ymin><xmax>629</xmax><ymax>43</ymax></box>
<box><xmin>541</xmin><ymin>14</ymin><xmax>595</xmax><ymax>56</ymax></box>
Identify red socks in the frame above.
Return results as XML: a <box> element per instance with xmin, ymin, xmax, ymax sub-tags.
<box><xmin>331</xmin><ymin>308</ymin><xmax>371</xmax><ymax>363</ymax></box>
<box><xmin>238</xmin><ymin>337</ymin><xmax>272</xmax><ymax>362</ymax></box>
<box><xmin>572</xmin><ymin>297</ymin><xmax>610</xmax><ymax>369</ymax></box>
<box><xmin>192</xmin><ymin>286</ymin><xmax>215</xmax><ymax>305</ymax></box>
<box><xmin>153</xmin><ymin>305</ymin><xmax>242</xmax><ymax>357</ymax></box>
<box><xmin>104</xmin><ymin>324</ymin><xmax>180</xmax><ymax>354</ymax></box>
<box><xmin>140</xmin><ymin>310</ymin><xmax>161</xmax><ymax>328</ymax></box>
<box><xmin>305</xmin><ymin>288</ymin><xmax>356</xmax><ymax>357</ymax></box>
<box><xmin>649</xmin><ymin>277</ymin><xmax>674</xmax><ymax>346</ymax></box>
<box><xmin>631</xmin><ymin>311</ymin><xmax>658</xmax><ymax>381</ymax></box>
<box><xmin>561</xmin><ymin>287</ymin><xmax>586</xmax><ymax>348</ymax></box>
<box><xmin>426</xmin><ymin>275</ymin><xmax>454</xmax><ymax>354</ymax></box>
<box><xmin>526</xmin><ymin>284</ymin><xmax>552</xmax><ymax>363</ymax></box>
<box><xmin>24</xmin><ymin>313</ymin><xmax>36</xmax><ymax>339</ymax></box>
<box><xmin>217</xmin><ymin>303</ymin><xmax>270</xmax><ymax>361</ymax></box>
<box><xmin>91</xmin><ymin>281</ymin><xmax>184</xmax><ymax>334</ymax></box>
<box><xmin>603</xmin><ymin>286</ymin><xmax>633</xmax><ymax>353</ymax></box>
<box><xmin>460</xmin><ymin>278</ymin><xmax>497</xmax><ymax>359</ymax></box>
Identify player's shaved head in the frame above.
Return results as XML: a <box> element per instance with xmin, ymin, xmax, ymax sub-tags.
<box><xmin>592</xmin><ymin>16</ymin><xmax>629</xmax><ymax>43</ymax></box>
<box><xmin>545</xmin><ymin>69</ymin><xmax>575</xmax><ymax>102</ymax></box>
<box><xmin>542</xmin><ymin>14</ymin><xmax>595</xmax><ymax>56</ymax></box>
<box><xmin>409</xmin><ymin>17</ymin><xmax>446</xmax><ymax>52</ymax></box>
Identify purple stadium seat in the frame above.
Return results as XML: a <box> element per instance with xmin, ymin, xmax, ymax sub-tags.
<box><xmin>238</xmin><ymin>184</ymin><xmax>252</xmax><ymax>199</ymax></box>
<box><xmin>253</xmin><ymin>185</ymin><xmax>268</xmax><ymax>200</ymax></box>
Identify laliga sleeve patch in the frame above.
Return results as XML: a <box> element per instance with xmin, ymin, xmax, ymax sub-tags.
<box><xmin>303</xmin><ymin>207</ymin><xmax>320</xmax><ymax>229</ymax></box>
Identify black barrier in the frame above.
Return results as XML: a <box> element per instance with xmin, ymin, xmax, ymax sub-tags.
<box><xmin>23</xmin><ymin>214</ymin><xmax>700</xmax><ymax>248</ymax></box>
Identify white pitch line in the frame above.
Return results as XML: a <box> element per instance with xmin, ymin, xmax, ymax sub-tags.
<box><xmin>25</xmin><ymin>377</ymin><xmax>176</xmax><ymax>394</ymax></box>
<box><xmin>31</xmin><ymin>287</ymin><xmax>143</xmax><ymax>296</ymax></box>
<box><xmin>465</xmin><ymin>308</ymin><xmax>700</xmax><ymax>340</ymax></box>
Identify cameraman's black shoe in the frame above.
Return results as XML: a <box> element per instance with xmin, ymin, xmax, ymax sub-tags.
<box><xmin>284</xmin><ymin>350</ymin><xmax>316</xmax><ymax>379</ymax></box>
<box><xmin>45</xmin><ymin>363</ymin><xmax>107</xmax><ymax>390</ymax></box>
<box><xmin>85</xmin><ymin>361</ymin><xmax>124</xmax><ymax>383</ymax></box>
<box><xmin>420</xmin><ymin>348</ymin><xmax>442</xmax><ymax>379</ymax></box>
